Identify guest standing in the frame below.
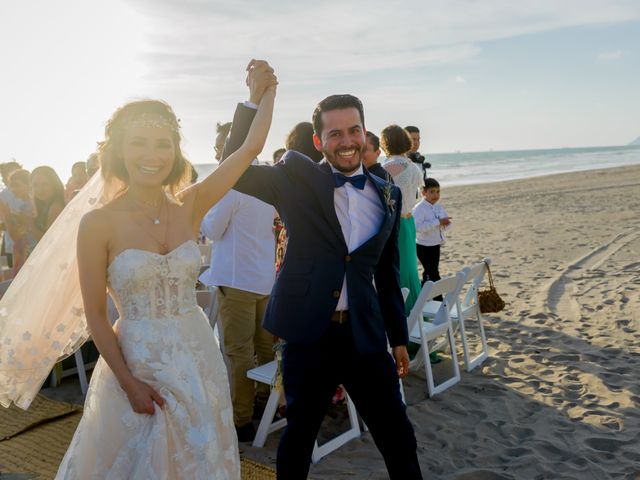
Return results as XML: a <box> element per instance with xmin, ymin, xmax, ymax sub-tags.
<box><xmin>413</xmin><ymin>178</ymin><xmax>452</xmax><ymax>286</ymax></box>
<box><xmin>0</xmin><ymin>169</ymin><xmax>37</xmax><ymax>274</ymax></box>
<box><xmin>199</xmin><ymin>176</ymin><xmax>277</xmax><ymax>442</ymax></box>
<box><xmin>362</xmin><ymin>131</ymin><xmax>392</xmax><ymax>183</ymax></box>
<box><xmin>0</xmin><ymin>161</ymin><xmax>24</xmax><ymax>267</ymax></box>
<box><xmin>65</xmin><ymin>161</ymin><xmax>89</xmax><ymax>202</ymax></box>
<box><xmin>28</xmin><ymin>166</ymin><xmax>65</xmax><ymax>241</ymax></box>
<box><xmin>405</xmin><ymin>125</ymin><xmax>431</xmax><ymax>182</ymax></box>
<box><xmin>381</xmin><ymin>125</ymin><xmax>423</xmax><ymax>313</ymax></box>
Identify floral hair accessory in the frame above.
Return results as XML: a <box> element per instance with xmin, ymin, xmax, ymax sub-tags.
<box><xmin>126</xmin><ymin>113</ymin><xmax>180</xmax><ymax>132</ymax></box>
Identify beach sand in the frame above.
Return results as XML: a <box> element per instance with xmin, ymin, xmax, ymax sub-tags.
<box><xmin>240</xmin><ymin>164</ymin><xmax>640</xmax><ymax>479</ymax></box>
<box><xmin>40</xmin><ymin>165</ymin><xmax>640</xmax><ymax>479</ymax></box>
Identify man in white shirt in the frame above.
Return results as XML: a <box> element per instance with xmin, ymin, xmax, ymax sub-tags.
<box><xmin>199</xmin><ymin>185</ymin><xmax>276</xmax><ymax>442</ymax></box>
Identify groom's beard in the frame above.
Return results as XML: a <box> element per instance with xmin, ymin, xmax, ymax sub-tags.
<box><xmin>323</xmin><ymin>145</ymin><xmax>365</xmax><ymax>175</ymax></box>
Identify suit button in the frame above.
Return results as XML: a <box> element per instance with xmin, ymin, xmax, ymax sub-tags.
<box><xmin>333</xmin><ymin>290</ymin><xmax>341</xmax><ymax>298</ymax></box>
<box><xmin>345</xmin><ymin>255</ymin><xmax>351</xmax><ymax>262</ymax></box>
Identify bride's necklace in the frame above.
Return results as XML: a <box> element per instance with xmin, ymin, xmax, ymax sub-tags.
<box><xmin>128</xmin><ymin>194</ymin><xmax>170</xmax><ymax>254</ymax></box>
<box><xmin>131</xmin><ymin>195</ymin><xmax>164</xmax><ymax>225</ymax></box>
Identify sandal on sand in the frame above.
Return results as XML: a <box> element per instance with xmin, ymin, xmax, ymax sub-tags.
<box><xmin>429</xmin><ymin>352</ymin><xmax>443</xmax><ymax>364</ymax></box>
<box><xmin>407</xmin><ymin>342</ymin><xmax>443</xmax><ymax>364</ymax></box>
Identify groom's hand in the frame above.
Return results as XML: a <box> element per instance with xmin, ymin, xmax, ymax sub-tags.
<box><xmin>392</xmin><ymin>345</ymin><xmax>410</xmax><ymax>379</ymax></box>
<box><xmin>246</xmin><ymin>59</ymin><xmax>277</xmax><ymax>105</ymax></box>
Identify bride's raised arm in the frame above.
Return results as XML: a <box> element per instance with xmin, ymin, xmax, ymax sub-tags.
<box><xmin>184</xmin><ymin>59</ymin><xmax>277</xmax><ymax>226</ymax></box>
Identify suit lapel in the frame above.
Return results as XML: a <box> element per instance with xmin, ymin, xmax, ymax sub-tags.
<box><xmin>364</xmin><ymin>167</ymin><xmax>393</xmax><ymax>227</ymax></box>
<box><xmin>317</xmin><ymin>161</ymin><xmax>347</xmax><ymax>246</ymax></box>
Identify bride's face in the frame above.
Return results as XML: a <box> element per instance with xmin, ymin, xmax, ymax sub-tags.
<box><xmin>121</xmin><ymin>124</ymin><xmax>176</xmax><ymax>188</ymax></box>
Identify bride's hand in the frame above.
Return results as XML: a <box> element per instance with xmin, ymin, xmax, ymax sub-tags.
<box><xmin>123</xmin><ymin>377</ymin><xmax>165</xmax><ymax>414</ymax></box>
<box><xmin>246</xmin><ymin>59</ymin><xmax>278</xmax><ymax>104</ymax></box>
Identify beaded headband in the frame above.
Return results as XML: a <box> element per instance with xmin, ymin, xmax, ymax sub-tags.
<box><xmin>125</xmin><ymin>112</ymin><xmax>180</xmax><ymax>133</ymax></box>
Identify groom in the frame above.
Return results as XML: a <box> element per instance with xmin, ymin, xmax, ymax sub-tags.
<box><xmin>224</xmin><ymin>93</ymin><xmax>423</xmax><ymax>479</ymax></box>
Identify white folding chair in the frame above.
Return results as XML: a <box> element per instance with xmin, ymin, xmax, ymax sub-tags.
<box><xmin>48</xmin><ymin>295</ymin><xmax>120</xmax><ymax>395</ymax></box>
<box><xmin>196</xmin><ymin>289</ymin><xmax>214</xmax><ymax>317</ymax></box>
<box><xmin>422</xmin><ymin>259</ymin><xmax>491</xmax><ymax>371</ymax></box>
<box><xmin>408</xmin><ymin>273</ymin><xmax>465</xmax><ymax>396</ymax></box>
<box><xmin>247</xmin><ymin>361</ymin><xmax>361</xmax><ymax>463</ymax></box>
<box><xmin>198</xmin><ymin>243</ymin><xmax>212</xmax><ymax>265</ymax></box>
<box><xmin>49</xmin><ymin>348</ymin><xmax>96</xmax><ymax>395</ymax></box>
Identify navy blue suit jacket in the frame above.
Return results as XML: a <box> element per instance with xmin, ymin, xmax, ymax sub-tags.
<box><xmin>224</xmin><ymin>105</ymin><xmax>408</xmax><ymax>354</ymax></box>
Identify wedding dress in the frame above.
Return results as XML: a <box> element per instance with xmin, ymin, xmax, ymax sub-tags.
<box><xmin>55</xmin><ymin>240</ymin><xmax>240</xmax><ymax>479</ymax></box>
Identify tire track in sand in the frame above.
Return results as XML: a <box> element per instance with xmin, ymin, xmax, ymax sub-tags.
<box><xmin>542</xmin><ymin>229</ymin><xmax>640</xmax><ymax>320</ymax></box>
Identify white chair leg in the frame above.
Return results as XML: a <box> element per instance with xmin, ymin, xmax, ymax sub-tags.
<box><xmin>49</xmin><ymin>369</ymin><xmax>57</xmax><ymax>388</ymax></box>
<box><xmin>311</xmin><ymin>392</ymin><xmax>361</xmax><ymax>463</ymax></box>
<box><xmin>457</xmin><ymin>310</ymin><xmax>472</xmax><ymax>371</ymax></box>
<box><xmin>252</xmin><ymin>388</ymin><xmax>287</xmax><ymax>447</ymax></box>
<box><xmin>432</xmin><ymin>327</ymin><xmax>461</xmax><ymax>395</ymax></box>
<box><xmin>422</xmin><ymin>342</ymin><xmax>436</xmax><ymax>397</ymax></box>
<box><xmin>75</xmin><ymin>349</ymin><xmax>88</xmax><ymax>395</ymax></box>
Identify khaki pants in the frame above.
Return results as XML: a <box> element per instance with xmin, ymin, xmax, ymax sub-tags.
<box><xmin>217</xmin><ymin>286</ymin><xmax>274</xmax><ymax>427</ymax></box>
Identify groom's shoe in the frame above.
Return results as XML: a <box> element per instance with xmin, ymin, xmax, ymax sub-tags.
<box><xmin>235</xmin><ymin>422</ymin><xmax>256</xmax><ymax>442</ymax></box>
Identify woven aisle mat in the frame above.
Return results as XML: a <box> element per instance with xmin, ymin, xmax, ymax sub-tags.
<box><xmin>0</xmin><ymin>412</ymin><xmax>81</xmax><ymax>479</ymax></box>
<box><xmin>0</xmin><ymin>411</ymin><xmax>277</xmax><ymax>480</ymax></box>
<box><xmin>0</xmin><ymin>394</ymin><xmax>80</xmax><ymax>440</ymax></box>
<box><xmin>241</xmin><ymin>457</ymin><xmax>278</xmax><ymax>480</ymax></box>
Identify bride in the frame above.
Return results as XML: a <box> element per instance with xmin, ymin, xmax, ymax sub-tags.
<box><xmin>1</xmin><ymin>59</ymin><xmax>276</xmax><ymax>479</ymax></box>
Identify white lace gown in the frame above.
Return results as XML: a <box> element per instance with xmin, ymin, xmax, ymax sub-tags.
<box><xmin>55</xmin><ymin>240</ymin><xmax>240</xmax><ymax>479</ymax></box>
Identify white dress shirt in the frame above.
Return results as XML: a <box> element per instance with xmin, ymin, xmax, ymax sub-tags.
<box><xmin>199</xmin><ymin>189</ymin><xmax>276</xmax><ymax>295</ymax></box>
<box><xmin>331</xmin><ymin>164</ymin><xmax>385</xmax><ymax>310</ymax></box>
<box><xmin>412</xmin><ymin>199</ymin><xmax>452</xmax><ymax>246</ymax></box>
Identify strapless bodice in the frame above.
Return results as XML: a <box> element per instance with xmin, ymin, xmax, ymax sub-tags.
<box><xmin>107</xmin><ymin>240</ymin><xmax>201</xmax><ymax>321</ymax></box>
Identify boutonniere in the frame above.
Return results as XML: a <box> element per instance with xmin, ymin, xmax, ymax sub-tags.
<box><xmin>382</xmin><ymin>183</ymin><xmax>396</xmax><ymax>212</ymax></box>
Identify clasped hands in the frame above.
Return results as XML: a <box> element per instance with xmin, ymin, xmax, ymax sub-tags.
<box><xmin>246</xmin><ymin>59</ymin><xmax>278</xmax><ymax>105</ymax></box>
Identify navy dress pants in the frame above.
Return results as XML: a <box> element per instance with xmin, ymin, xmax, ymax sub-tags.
<box><xmin>276</xmin><ymin>322</ymin><xmax>423</xmax><ymax>480</ymax></box>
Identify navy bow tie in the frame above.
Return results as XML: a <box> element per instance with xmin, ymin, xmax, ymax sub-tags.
<box><xmin>333</xmin><ymin>173</ymin><xmax>367</xmax><ymax>190</ymax></box>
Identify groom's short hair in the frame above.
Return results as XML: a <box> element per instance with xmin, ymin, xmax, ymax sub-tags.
<box><xmin>312</xmin><ymin>94</ymin><xmax>365</xmax><ymax>137</ymax></box>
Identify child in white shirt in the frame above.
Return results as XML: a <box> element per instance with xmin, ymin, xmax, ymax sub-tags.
<box><xmin>412</xmin><ymin>178</ymin><xmax>452</xmax><ymax>287</ymax></box>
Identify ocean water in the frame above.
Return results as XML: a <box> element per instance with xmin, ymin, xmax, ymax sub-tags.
<box><xmin>421</xmin><ymin>145</ymin><xmax>640</xmax><ymax>187</ymax></box>
<box><xmin>193</xmin><ymin>144</ymin><xmax>640</xmax><ymax>188</ymax></box>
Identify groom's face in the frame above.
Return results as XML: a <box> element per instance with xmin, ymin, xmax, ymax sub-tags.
<box><xmin>313</xmin><ymin>107</ymin><xmax>365</xmax><ymax>175</ymax></box>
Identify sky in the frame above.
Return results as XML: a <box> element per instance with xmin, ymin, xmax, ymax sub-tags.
<box><xmin>1</xmin><ymin>0</ymin><xmax>639</xmax><ymax>179</ymax></box>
